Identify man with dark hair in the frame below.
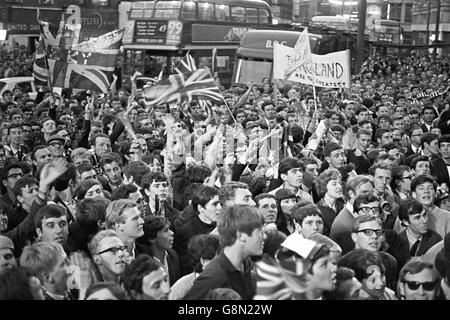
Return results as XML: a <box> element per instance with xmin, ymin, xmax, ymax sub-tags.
<box><xmin>398</xmin><ymin>200</ymin><xmax>441</xmax><ymax>258</ymax></box>
<box><xmin>137</xmin><ymin>216</ymin><xmax>180</xmax><ymax>285</ymax></box>
<box><xmin>254</xmin><ymin>193</ymin><xmax>278</xmax><ymax>227</ymax></box>
<box><xmin>111</xmin><ymin>184</ymin><xmax>145</xmax><ymax>213</ymax></box>
<box><xmin>122</xmin><ymin>160</ymin><xmax>151</xmax><ymax>189</ymax></box>
<box><xmin>355</xmin><ymin>106</ymin><xmax>370</xmax><ymax>124</ymax></box>
<box><xmin>405</xmin><ymin>125</ymin><xmax>423</xmax><ymax>157</ymax></box>
<box><xmin>256</xmin><ymin>100</ymin><xmax>276</xmax><ymax>130</ymax></box>
<box><xmin>290</xmin><ymin>203</ymin><xmax>324</xmax><ymax>239</ymax></box>
<box><xmin>174</xmin><ymin>185</ymin><xmax>220</xmax><ymax>275</ymax></box>
<box><xmin>122</xmin><ymin>254</ymin><xmax>171</xmax><ymax>300</ymax></box>
<box><xmin>322</xmin><ymin>142</ymin><xmax>346</xmax><ymax>172</ymax></box>
<box><xmin>4</xmin><ymin>123</ymin><xmax>28</xmax><ymax>162</ymax></box>
<box><xmin>50</xmin><ymin>162</ymin><xmax>77</xmax><ymax>222</ymax></box>
<box><xmin>397</xmin><ymin>257</ymin><xmax>441</xmax><ymax>300</ymax></box>
<box><xmin>140</xmin><ymin>171</ymin><xmax>179</xmax><ymax>223</ymax></box>
<box><xmin>375</xmin><ymin>128</ymin><xmax>394</xmax><ymax>148</ymax></box>
<box><xmin>269</xmin><ymin>157</ymin><xmax>312</xmax><ymax>202</ymax></box>
<box><xmin>299</xmin><ymin>157</ymin><xmax>320</xmax><ymax>202</ymax></box>
<box><xmin>0</xmin><ymin>163</ymin><xmax>24</xmax><ymax>231</ymax></box>
<box><xmin>186</xmin><ymin>205</ymin><xmax>265</xmax><ymax>300</ymax></box>
<box><xmin>421</xmin><ymin>105</ymin><xmax>437</xmax><ymax>133</ymax></box>
<box><xmin>69</xmin><ymin>197</ymin><xmax>111</xmax><ymax>254</ymax></box>
<box><xmin>394</xmin><ymin>175</ymin><xmax>450</xmax><ymax>239</ymax></box>
<box><xmin>10</xmin><ymin>177</ymin><xmax>38</xmax><ymax>229</ymax></box>
<box><xmin>409</xmin><ymin>155</ymin><xmax>431</xmax><ymax>176</ymax></box>
<box><xmin>347</xmin><ymin>128</ymin><xmax>372</xmax><ymax>174</ymax></box>
<box><xmin>34</xmin><ymin>204</ymin><xmax>70</xmax><ymax>251</ymax></box>
<box><xmin>99</xmin><ymin>152</ymin><xmax>123</xmax><ymax>191</ymax></box>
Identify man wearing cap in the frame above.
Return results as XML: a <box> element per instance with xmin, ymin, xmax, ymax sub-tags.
<box><xmin>47</xmin><ymin>134</ymin><xmax>66</xmax><ymax>159</ymax></box>
<box><xmin>0</xmin><ymin>235</ymin><xmax>17</xmax><ymax>274</ymax></box>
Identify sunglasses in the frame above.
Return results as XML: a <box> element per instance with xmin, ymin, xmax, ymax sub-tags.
<box><xmin>404</xmin><ymin>280</ymin><xmax>437</xmax><ymax>291</ymax></box>
<box><xmin>97</xmin><ymin>245</ymin><xmax>127</xmax><ymax>255</ymax></box>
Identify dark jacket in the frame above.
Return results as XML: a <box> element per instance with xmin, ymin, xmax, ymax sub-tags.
<box><xmin>399</xmin><ymin>229</ymin><xmax>442</xmax><ymax>258</ymax></box>
<box><xmin>173</xmin><ymin>215</ymin><xmax>216</xmax><ymax>276</ymax></box>
<box><xmin>185</xmin><ymin>251</ymin><xmax>255</xmax><ymax>300</ymax></box>
<box><xmin>135</xmin><ymin>243</ymin><xmax>181</xmax><ymax>286</ymax></box>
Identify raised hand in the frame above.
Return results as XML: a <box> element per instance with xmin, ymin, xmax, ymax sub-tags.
<box><xmin>39</xmin><ymin>158</ymin><xmax>68</xmax><ymax>188</ymax></box>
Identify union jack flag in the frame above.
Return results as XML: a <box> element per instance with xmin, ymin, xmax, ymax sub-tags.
<box><xmin>144</xmin><ymin>68</ymin><xmax>223</xmax><ymax>106</ymax></box>
<box><xmin>33</xmin><ymin>37</ymin><xmax>49</xmax><ymax>84</ymax></box>
<box><xmin>174</xmin><ymin>53</ymin><xmax>213</xmax><ymax>109</ymax></box>
<box><xmin>174</xmin><ymin>53</ymin><xmax>196</xmax><ymax>74</ymax></box>
<box><xmin>37</xmin><ymin>16</ymin><xmax>123</xmax><ymax>93</ymax></box>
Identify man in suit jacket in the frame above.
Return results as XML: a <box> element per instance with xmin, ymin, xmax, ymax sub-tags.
<box><xmin>404</xmin><ymin>125</ymin><xmax>423</xmax><ymax>158</ymax></box>
<box><xmin>420</xmin><ymin>105</ymin><xmax>438</xmax><ymax>133</ymax></box>
<box><xmin>136</xmin><ymin>215</ymin><xmax>181</xmax><ymax>286</ymax></box>
<box><xmin>398</xmin><ymin>199</ymin><xmax>442</xmax><ymax>258</ymax></box>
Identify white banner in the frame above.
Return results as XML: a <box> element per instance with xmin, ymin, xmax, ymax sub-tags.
<box><xmin>273</xmin><ymin>43</ymin><xmax>351</xmax><ymax>89</ymax></box>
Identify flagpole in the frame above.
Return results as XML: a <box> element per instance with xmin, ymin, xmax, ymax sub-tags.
<box><xmin>36</xmin><ymin>9</ymin><xmax>54</xmax><ymax>93</ymax></box>
<box><xmin>224</xmin><ymin>98</ymin><xmax>237</xmax><ymax>124</ymax></box>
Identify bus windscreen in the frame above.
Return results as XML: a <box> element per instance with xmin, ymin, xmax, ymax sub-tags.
<box><xmin>236</xmin><ymin>59</ymin><xmax>272</xmax><ymax>84</ymax></box>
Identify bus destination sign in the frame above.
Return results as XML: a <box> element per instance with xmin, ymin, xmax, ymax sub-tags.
<box><xmin>134</xmin><ymin>20</ymin><xmax>168</xmax><ymax>44</ymax></box>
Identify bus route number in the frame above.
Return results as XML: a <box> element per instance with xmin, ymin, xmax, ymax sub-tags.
<box><xmin>167</xmin><ymin>21</ymin><xmax>183</xmax><ymax>45</ymax></box>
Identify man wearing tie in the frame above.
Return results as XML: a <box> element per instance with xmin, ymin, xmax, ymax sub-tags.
<box><xmin>398</xmin><ymin>199</ymin><xmax>441</xmax><ymax>258</ymax></box>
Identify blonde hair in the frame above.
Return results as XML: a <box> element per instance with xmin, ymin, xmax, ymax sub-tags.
<box><xmin>105</xmin><ymin>199</ymin><xmax>136</xmax><ymax>229</ymax></box>
<box><xmin>19</xmin><ymin>242</ymin><xmax>66</xmax><ymax>281</ymax></box>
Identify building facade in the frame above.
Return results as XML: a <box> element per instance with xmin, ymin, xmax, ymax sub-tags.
<box><xmin>411</xmin><ymin>0</ymin><xmax>450</xmax><ymax>45</ymax></box>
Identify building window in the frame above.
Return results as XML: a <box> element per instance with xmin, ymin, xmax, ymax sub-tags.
<box><xmin>91</xmin><ymin>0</ymin><xmax>110</xmax><ymax>6</ymax></box>
<box><xmin>389</xmin><ymin>3</ymin><xmax>402</xmax><ymax>22</ymax></box>
<box><xmin>404</xmin><ymin>4</ymin><xmax>413</xmax><ymax>23</ymax></box>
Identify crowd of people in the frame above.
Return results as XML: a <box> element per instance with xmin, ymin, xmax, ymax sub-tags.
<box><xmin>1</xmin><ymin>47</ymin><xmax>450</xmax><ymax>301</ymax></box>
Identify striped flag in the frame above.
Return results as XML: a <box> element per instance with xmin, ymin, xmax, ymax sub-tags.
<box><xmin>144</xmin><ymin>68</ymin><xmax>223</xmax><ymax>106</ymax></box>
<box><xmin>37</xmin><ymin>15</ymin><xmax>124</xmax><ymax>93</ymax></box>
<box><xmin>174</xmin><ymin>52</ymin><xmax>196</xmax><ymax>74</ymax></box>
<box><xmin>281</xmin><ymin>124</ymin><xmax>294</xmax><ymax>158</ymax></box>
<box><xmin>174</xmin><ymin>53</ymin><xmax>212</xmax><ymax>110</ymax></box>
<box><xmin>33</xmin><ymin>37</ymin><xmax>49</xmax><ymax>83</ymax></box>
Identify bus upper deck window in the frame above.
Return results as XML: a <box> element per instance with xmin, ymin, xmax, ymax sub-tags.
<box><xmin>215</xmin><ymin>4</ymin><xmax>230</xmax><ymax>21</ymax></box>
<box><xmin>259</xmin><ymin>9</ymin><xmax>270</xmax><ymax>24</ymax></box>
<box><xmin>245</xmin><ymin>8</ymin><xmax>258</xmax><ymax>24</ymax></box>
<box><xmin>231</xmin><ymin>7</ymin><xmax>245</xmax><ymax>22</ymax></box>
<box><xmin>181</xmin><ymin>1</ymin><xmax>197</xmax><ymax>20</ymax></box>
<box><xmin>143</xmin><ymin>1</ymin><xmax>155</xmax><ymax>17</ymax></box>
<box><xmin>130</xmin><ymin>9</ymin><xmax>144</xmax><ymax>18</ymax></box>
<box><xmin>154</xmin><ymin>1</ymin><xmax>181</xmax><ymax>19</ymax></box>
<box><xmin>199</xmin><ymin>2</ymin><xmax>215</xmax><ymax>21</ymax></box>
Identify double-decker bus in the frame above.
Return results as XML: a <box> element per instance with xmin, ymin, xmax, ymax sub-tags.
<box><xmin>233</xmin><ymin>29</ymin><xmax>355</xmax><ymax>85</ymax></box>
<box><xmin>121</xmin><ymin>0</ymin><xmax>273</xmax><ymax>87</ymax></box>
<box><xmin>369</xmin><ymin>19</ymin><xmax>402</xmax><ymax>44</ymax></box>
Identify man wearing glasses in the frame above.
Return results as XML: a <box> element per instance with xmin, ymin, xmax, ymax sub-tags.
<box><xmin>88</xmin><ymin>229</ymin><xmax>129</xmax><ymax>283</ymax></box>
<box><xmin>47</xmin><ymin>135</ymin><xmax>66</xmax><ymax>159</ymax></box>
<box><xmin>398</xmin><ymin>258</ymin><xmax>441</xmax><ymax>300</ymax></box>
<box><xmin>405</xmin><ymin>125</ymin><xmax>423</xmax><ymax>158</ymax></box>
<box><xmin>349</xmin><ymin>214</ymin><xmax>399</xmax><ymax>290</ymax></box>
<box><xmin>0</xmin><ymin>163</ymin><xmax>23</xmax><ymax>231</ymax></box>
